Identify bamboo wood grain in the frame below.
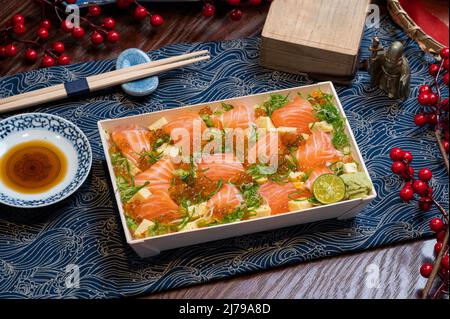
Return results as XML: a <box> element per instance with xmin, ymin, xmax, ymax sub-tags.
<box><xmin>0</xmin><ymin>50</ymin><xmax>209</xmax><ymax>106</ymax></box>
<box><xmin>0</xmin><ymin>55</ymin><xmax>210</xmax><ymax>113</ymax></box>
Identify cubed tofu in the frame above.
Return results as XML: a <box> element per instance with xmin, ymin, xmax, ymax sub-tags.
<box><xmin>275</xmin><ymin>127</ymin><xmax>298</xmax><ymax>134</ymax></box>
<box><xmin>129</xmin><ymin>187</ymin><xmax>152</xmax><ymax>203</ymax></box>
<box><xmin>301</xmin><ymin>133</ymin><xmax>310</xmax><ymax>141</ymax></box>
<box><xmin>156</xmin><ymin>143</ymin><xmax>169</xmax><ymax>155</ymax></box>
<box><xmin>129</xmin><ymin>162</ymin><xmax>142</xmax><ymax>176</ymax></box>
<box><xmin>148</xmin><ymin>117</ymin><xmax>168</xmax><ymax>131</ymax></box>
<box><xmin>288</xmin><ymin>200</ymin><xmax>313</xmax><ymax>212</ymax></box>
<box><xmin>180</xmin><ymin>221</ymin><xmax>200</xmax><ymax>232</ymax></box>
<box><xmin>255</xmin><ymin>177</ymin><xmax>268</xmax><ymax>185</ymax></box>
<box><xmin>249</xmin><ymin>204</ymin><xmax>272</xmax><ymax>219</ymax></box>
<box><xmin>289</xmin><ymin>171</ymin><xmax>306</xmax><ymax>182</ymax></box>
<box><xmin>188</xmin><ymin>202</ymin><xmax>208</xmax><ymax>219</ymax></box>
<box><xmin>343</xmin><ymin>162</ymin><xmax>358</xmax><ymax>174</ymax></box>
<box><xmin>256</xmin><ymin>116</ymin><xmax>276</xmax><ymax>130</ymax></box>
<box><xmin>134</xmin><ymin>219</ymin><xmax>155</xmax><ymax>236</ymax></box>
<box><xmin>292</xmin><ymin>182</ymin><xmax>306</xmax><ymax>190</ymax></box>
<box><xmin>309</xmin><ymin>121</ymin><xmax>334</xmax><ymax>133</ymax></box>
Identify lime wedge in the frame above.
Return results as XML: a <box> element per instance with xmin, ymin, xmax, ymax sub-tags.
<box><xmin>312</xmin><ymin>174</ymin><xmax>346</xmax><ymax>204</ymax></box>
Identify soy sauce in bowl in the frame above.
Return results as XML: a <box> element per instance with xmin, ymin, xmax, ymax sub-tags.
<box><xmin>0</xmin><ymin>140</ymin><xmax>67</xmax><ymax>194</ymax></box>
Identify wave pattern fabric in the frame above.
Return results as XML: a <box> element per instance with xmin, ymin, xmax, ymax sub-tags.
<box><xmin>0</xmin><ymin>17</ymin><xmax>448</xmax><ymax>298</ymax></box>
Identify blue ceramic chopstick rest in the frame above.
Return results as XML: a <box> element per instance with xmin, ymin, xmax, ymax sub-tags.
<box><xmin>116</xmin><ymin>48</ymin><xmax>159</xmax><ymax>97</ymax></box>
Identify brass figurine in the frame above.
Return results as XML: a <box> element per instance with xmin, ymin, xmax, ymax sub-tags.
<box><xmin>369</xmin><ymin>37</ymin><xmax>411</xmax><ymax>101</ymax></box>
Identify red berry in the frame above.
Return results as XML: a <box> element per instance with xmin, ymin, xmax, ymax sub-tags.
<box><xmin>443</xmin><ymin>58</ymin><xmax>449</xmax><ymax>71</ymax></box>
<box><xmin>89</xmin><ymin>5</ymin><xmax>101</xmax><ymax>16</ymax></box>
<box><xmin>402</xmin><ymin>151</ymin><xmax>413</xmax><ymax>164</ymax></box>
<box><xmin>443</xmin><ymin>99</ymin><xmax>450</xmax><ymax>112</ymax></box>
<box><xmin>0</xmin><ymin>46</ymin><xmax>6</xmax><ymax>58</ymax></box>
<box><xmin>430</xmin><ymin>217</ymin><xmax>444</xmax><ymax>233</ymax></box>
<box><xmin>249</xmin><ymin>0</ymin><xmax>262</xmax><ymax>5</ymax></box>
<box><xmin>61</xmin><ymin>20</ymin><xmax>74</xmax><ymax>32</ymax></box>
<box><xmin>443</xmin><ymin>141</ymin><xmax>449</xmax><ymax>153</ymax></box>
<box><xmin>12</xmin><ymin>14</ymin><xmax>25</xmax><ymax>25</ymax></box>
<box><xmin>426</xmin><ymin>113</ymin><xmax>437</xmax><ymax>125</ymax></box>
<box><xmin>106</xmin><ymin>30</ymin><xmax>120</xmax><ymax>43</ymax></box>
<box><xmin>202</xmin><ymin>3</ymin><xmax>215</xmax><ymax>17</ymax></box>
<box><xmin>41</xmin><ymin>55</ymin><xmax>55</xmax><ymax>68</ymax></box>
<box><xmin>391</xmin><ymin>161</ymin><xmax>406</xmax><ymax>175</ymax></box>
<box><xmin>418</xmin><ymin>93</ymin><xmax>430</xmax><ymax>105</ymax></box>
<box><xmin>103</xmin><ymin>17</ymin><xmax>116</xmax><ymax>30</ymax></box>
<box><xmin>5</xmin><ymin>44</ymin><xmax>18</xmax><ymax>57</ymax></box>
<box><xmin>418</xmin><ymin>84</ymin><xmax>431</xmax><ymax>94</ymax></box>
<box><xmin>134</xmin><ymin>6</ymin><xmax>148</xmax><ymax>20</ymax></box>
<box><xmin>437</xmin><ymin>230</ymin><xmax>446</xmax><ymax>242</ymax></box>
<box><xmin>227</xmin><ymin>0</ymin><xmax>241</xmax><ymax>5</ymax></box>
<box><xmin>37</xmin><ymin>27</ymin><xmax>49</xmax><ymax>40</ymax></box>
<box><xmin>418</xmin><ymin>196</ymin><xmax>433</xmax><ymax>211</ymax></box>
<box><xmin>412</xmin><ymin>180</ymin><xmax>428</xmax><ymax>195</ymax></box>
<box><xmin>58</xmin><ymin>54</ymin><xmax>71</xmax><ymax>65</ymax></box>
<box><xmin>434</xmin><ymin>242</ymin><xmax>443</xmax><ymax>254</ymax></box>
<box><xmin>428</xmin><ymin>93</ymin><xmax>438</xmax><ymax>105</ymax></box>
<box><xmin>72</xmin><ymin>27</ymin><xmax>85</xmax><ymax>39</ymax></box>
<box><xmin>40</xmin><ymin>19</ymin><xmax>51</xmax><ymax>29</ymax></box>
<box><xmin>150</xmin><ymin>14</ymin><xmax>164</xmax><ymax>27</ymax></box>
<box><xmin>420</xmin><ymin>263</ymin><xmax>433</xmax><ymax>278</ymax></box>
<box><xmin>24</xmin><ymin>48</ymin><xmax>38</xmax><ymax>62</ymax></box>
<box><xmin>418</xmin><ymin>168</ymin><xmax>432</xmax><ymax>182</ymax></box>
<box><xmin>66</xmin><ymin>0</ymin><xmax>76</xmax><ymax>4</ymax></box>
<box><xmin>400</xmin><ymin>166</ymin><xmax>414</xmax><ymax>180</ymax></box>
<box><xmin>414</xmin><ymin>113</ymin><xmax>427</xmax><ymax>127</ymax></box>
<box><xmin>429</xmin><ymin>64</ymin><xmax>439</xmax><ymax>76</ymax></box>
<box><xmin>389</xmin><ymin>147</ymin><xmax>403</xmax><ymax>161</ymax></box>
<box><xmin>399</xmin><ymin>187</ymin><xmax>414</xmax><ymax>202</ymax></box>
<box><xmin>230</xmin><ymin>9</ymin><xmax>243</xmax><ymax>21</ymax></box>
<box><xmin>90</xmin><ymin>31</ymin><xmax>104</xmax><ymax>45</ymax></box>
<box><xmin>440</xmin><ymin>47</ymin><xmax>449</xmax><ymax>59</ymax></box>
<box><xmin>444</xmin><ymin>131</ymin><xmax>449</xmax><ymax>142</ymax></box>
<box><xmin>13</xmin><ymin>23</ymin><xmax>26</xmax><ymax>35</ymax></box>
<box><xmin>444</xmin><ymin>73</ymin><xmax>449</xmax><ymax>86</ymax></box>
<box><xmin>442</xmin><ymin>255</ymin><xmax>449</xmax><ymax>270</ymax></box>
<box><xmin>52</xmin><ymin>42</ymin><xmax>65</xmax><ymax>53</ymax></box>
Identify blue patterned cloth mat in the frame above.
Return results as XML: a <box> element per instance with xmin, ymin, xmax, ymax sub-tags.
<box><xmin>0</xmin><ymin>17</ymin><xmax>448</xmax><ymax>298</ymax></box>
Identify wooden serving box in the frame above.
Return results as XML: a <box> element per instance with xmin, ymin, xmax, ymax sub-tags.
<box><xmin>261</xmin><ymin>0</ymin><xmax>371</xmax><ymax>80</ymax></box>
<box><xmin>98</xmin><ymin>82</ymin><xmax>376</xmax><ymax>258</ymax></box>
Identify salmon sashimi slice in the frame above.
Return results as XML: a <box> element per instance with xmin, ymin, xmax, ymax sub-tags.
<box><xmin>134</xmin><ymin>156</ymin><xmax>175</xmax><ymax>193</ymax></box>
<box><xmin>247</xmin><ymin>131</ymin><xmax>284</xmax><ymax>165</ymax></box>
<box><xmin>304</xmin><ymin>166</ymin><xmax>334</xmax><ymax>190</ymax></box>
<box><xmin>206</xmin><ymin>183</ymin><xmax>243</xmax><ymax>219</ymax></box>
<box><xmin>295</xmin><ymin>131</ymin><xmax>341</xmax><ymax>169</ymax></box>
<box><xmin>197</xmin><ymin>153</ymin><xmax>245</xmax><ymax>183</ymax></box>
<box><xmin>162</xmin><ymin>112</ymin><xmax>207</xmax><ymax>152</ymax></box>
<box><xmin>111</xmin><ymin>124</ymin><xmax>152</xmax><ymax>168</ymax></box>
<box><xmin>259</xmin><ymin>182</ymin><xmax>304</xmax><ymax>215</ymax></box>
<box><xmin>213</xmin><ymin>103</ymin><xmax>255</xmax><ymax>129</ymax></box>
<box><xmin>133</xmin><ymin>191</ymin><xmax>181</xmax><ymax>224</ymax></box>
<box><xmin>271</xmin><ymin>96</ymin><xmax>317</xmax><ymax>133</ymax></box>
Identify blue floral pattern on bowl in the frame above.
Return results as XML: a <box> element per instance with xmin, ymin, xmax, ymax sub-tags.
<box><xmin>116</xmin><ymin>48</ymin><xmax>159</xmax><ymax>97</ymax></box>
<box><xmin>0</xmin><ymin>113</ymin><xmax>92</xmax><ymax>208</ymax></box>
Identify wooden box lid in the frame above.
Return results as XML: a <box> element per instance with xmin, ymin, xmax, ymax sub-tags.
<box><xmin>261</xmin><ymin>0</ymin><xmax>371</xmax><ymax>77</ymax></box>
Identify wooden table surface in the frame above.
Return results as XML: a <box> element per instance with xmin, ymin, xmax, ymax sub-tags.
<box><xmin>0</xmin><ymin>1</ymin><xmax>438</xmax><ymax>299</ymax></box>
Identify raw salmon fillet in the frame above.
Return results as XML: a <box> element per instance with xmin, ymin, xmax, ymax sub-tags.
<box><xmin>134</xmin><ymin>191</ymin><xmax>181</xmax><ymax>224</ymax></box>
<box><xmin>213</xmin><ymin>103</ymin><xmax>255</xmax><ymax>129</ymax></box>
<box><xmin>197</xmin><ymin>153</ymin><xmax>245</xmax><ymax>183</ymax></box>
<box><xmin>162</xmin><ymin>112</ymin><xmax>207</xmax><ymax>148</ymax></box>
<box><xmin>135</xmin><ymin>156</ymin><xmax>175</xmax><ymax>193</ymax></box>
<box><xmin>259</xmin><ymin>182</ymin><xmax>303</xmax><ymax>215</ymax></box>
<box><xmin>271</xmin><ymin>96</ymin><xmax>317</xmax><ymax>133</ymax></box>
<box><xmin>111</xmin><ymin>125</ymin><xmax>152</xmax><ymax>167</ymax></box>
<box><xmin>295</xmin><ymin>131</ymin><xmax>341</xmax><ymax>169</ymax></box>
<box><xmin>206</xmin><ymin>183</ymin><xmax>243</xmax><ymax>219</ymax></box>
<box><xmin>304</xmin><ymin>166</ymin><xmax>334</xmax><ymax>190</ymax></box>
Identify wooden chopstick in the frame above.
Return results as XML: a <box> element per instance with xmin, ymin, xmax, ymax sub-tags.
<box><xmin>0</xmin><ymin>50</ymin><xmax>209</xmax><ymax>106</ymax></box>
<box><xmin>0</xmin><ymin>55</ymin><xmax>210</xmax><ymax>113</ymax></box>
